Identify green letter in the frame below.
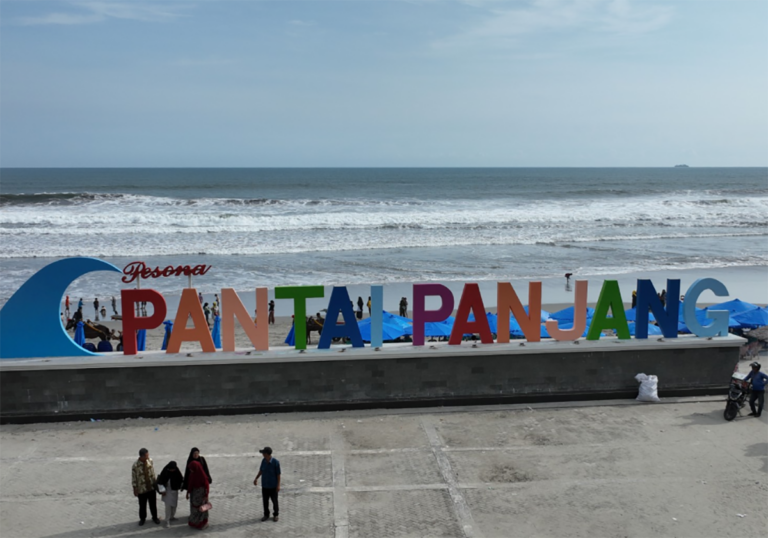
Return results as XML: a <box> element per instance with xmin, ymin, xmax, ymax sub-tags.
<box><xmin>587</xmin><ymin>280</ymin><xmax>630</xmax><ymax>340</ymax></box>
<box><xmin>275</xmin><ymin>286</ymin><xmax>325</xmax><ymax>349</ymax></box>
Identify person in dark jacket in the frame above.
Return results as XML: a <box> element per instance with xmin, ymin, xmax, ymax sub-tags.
<box><xmin>745</xmin><ymin>361</ymin><xmax>768</xmax><ymax>417</ymax></box>
<box><xmin>356</xmin><ymin>296</ymin><xmax>364</xmax><ymax>319</ymax></box>
<box><xmin>182</xmin><ymin>447</ymin><xmax>212</xmax><ymax>490</ymax></box>
<box><xmin>157</xmin><ymin>461</ymin><xmax>183</xmax><ymax>527</ymax></box>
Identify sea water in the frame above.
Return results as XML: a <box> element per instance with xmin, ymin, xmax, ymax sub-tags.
<box><xmin>1</xmin><ymin>168</ymin><xmax>766</xmax><ymax>308</ymax></box>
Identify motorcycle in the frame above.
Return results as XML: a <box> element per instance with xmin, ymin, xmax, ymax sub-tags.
<box><xmin>724</xmin><ymin>373</ymin><xmax>751</xmax><ymax>421</ymax></box>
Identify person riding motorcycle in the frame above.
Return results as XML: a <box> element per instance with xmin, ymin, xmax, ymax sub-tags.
<box><xmin>743</xmin><ymin>362</ymin><xmax>768</xmax><ymax>418</ymax></box>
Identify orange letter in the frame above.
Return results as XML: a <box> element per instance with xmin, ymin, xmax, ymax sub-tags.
<box><xmin>545</xmin><ymin>280</ymin><xmax>588</xmax><ymax>341</ymax></box>
<box><xmin>497</xmin><ymin>282</ymin><xmax>541</xmax><ymax>343</ymax></box>
<box><xmin>221</xmin><ymin>288</ymin><xmax>269</xmax><ymax>351</ymax></box>
<box><xmin>166</xmin><ymin>288</ymin><xmax>216</xmax><ymax>353</ymax></box>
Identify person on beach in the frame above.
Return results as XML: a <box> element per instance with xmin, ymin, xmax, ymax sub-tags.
<box><xmin>632</xmin><ymin>290</ymin><xmax>637</xmax><ymax>308</ymax></box>
<box><xmin>100</xmin><ymin>306</ymin><xmax>107</xmax><ymax>319</ymax></box>
<box><xmin>73</xmin><ymin>307</ymin><xmax>83</xmax><ymax>323</ymax></box>
<box><xmin>357</xmin><ymin>296</ymin><xmax>364</xmax><ymax>319</ymax></box>
<box><xmin>111</xmin><ymin>296</ymin><xmax>117</xmax><ymax>315</ymax></box>
<box><xmin>214</xmin><ymin>293</ymin><xmax>219</xmax><ymax>306</ymax></box>
<box><xmin>61</xmin><ymin>312</ymin><xmax>66</xmax><ymax>324</ymax></box>
<box><xmin>203</xmin><ymin>303</ymin><xmax>211</xmax><ymax>325</ymax></box>
<box><xmin>157</xmin><ymin>461</ymin><xmax>183</xmax><ymax>527</ymax></box>
<box><xmin>744</xmin><ymin>362</ymin><xmax>768</xmax><ymax>417</ymax></box>
<box><xmin>399</xmin><ymin>297</ymin><xmax>408</xmax><ymax>317</ymax></box>
<box><xmin>94</xmin><ymin>297</ymin><xmax>99</xmax><ymax>318</ymax></box>
<box><xmin>253</xmin><ymin>446</ymin><xmax>281</xmax><ymax>522</ymax></box>
<box><xmin>78</xmin><ymin>298</ymin><xmax>84</xmax><ymax>310</ymax></box>
<box><xmin>132</xmin><ymin>448</ymin><xmax>160</xmax><ymax>526</ymax></box>
<box><xmin>198</xmin><ymin>292</ymin><xmax>203</xmax><ymax>304</ymax></box>
<box><xmin>183</xmin><ymin>447</ymin><xmax>212</xmax><ymax>490</ymax></box>
<box><xmin>269</xmin><ymin>300</ymin><xmax>275</xmax><ymax>324</ymax></box>
<box><xmin>367</xmin><ymin>296</ymin><xmax>372</xmax><ymax>316</ymax></box>
<box><xmin>659</xmin><ymin>289</ymin><xmax>667</xmax><ymax>307</ymax></box>
<box><xmin>185</xmin><ymin>461</ymin><xmax>210</xmax><ymax>530</ymax></box>
<box><xmin>65</xmin><ymin>295</ymin><xmax>70</xmax><ymax>318</ymax></box>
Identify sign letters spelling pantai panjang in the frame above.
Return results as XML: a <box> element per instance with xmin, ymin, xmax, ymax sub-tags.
<box><xmin>121</xmin><ymin>261</ymin><xmax>212</xmax><ymax>284</ymax></box>
<box><xmin>0</xmin><ymin>257</ymin><xmax>739</xmax><ymax>359</ymax></box>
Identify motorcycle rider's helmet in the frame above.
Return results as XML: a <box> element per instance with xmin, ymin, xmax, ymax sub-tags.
<box><xmin>750</xmin><ymin>361</ymin><xmax>761</xmax><ymax>370</ymax></box>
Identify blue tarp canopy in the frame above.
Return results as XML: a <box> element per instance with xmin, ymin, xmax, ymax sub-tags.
<box><xmin>549</xmin><ymin>306</ymin><xmax>595</xmax><ymax>322</ymax></box>
<box><xmin>424</xmin><ymin>316</ymin><xmax>455</xmax><ymax>338</ymax></box>
<box><xmin>707</xmin><ymin>298</ymin><xmax>759</xmax><ymax>317</ymax></box>
<box><xmin>733</xmin><ymin>307</ymin><xmax>768</xmax><ymax>329</ymax></box>
<box><xmin>161</xmin><ymin>320</ymin><xmax>174</xmax><ymax>351</ymax></box>
<box><xmin>624</xmin><ymin>307</ymin><xmax>656</xmax><ymax>323</ymax></box>
<box><xmin>74</xmin><ymin>321</ymin><xmax>86</xmax><ymax>346</ymax></box>
<box><xmin>623</xmin><ymin>322</ymin><xmax>662</xmax><ymax>336</ymax></box>
<box><xmin>285</xmin><ymin>324</ymin><xmax>295</xmax><ymax>346</ymax></box>
<box><xmin>524</xmin><ymin>305</ymin><xmax>551</xmax><ymax>323</ymax></box>
<box><xmin>358</xmin><ymin>311</ymin><xmax>412</xmax><ymax>342</ymax></box>
<box><xmin>541</xmin><ymin>321</ymin><xmax>593</xmax><ymax>339</ymax></box>
<box><xmin>136</xmin><ymin>329</ymin><xmax>146</xmax><ymax>351</ymax></box>
<box><xmin>678</xmin><ymin>309</ymin><xmax>740</xmax><ymax>333</ymax></box>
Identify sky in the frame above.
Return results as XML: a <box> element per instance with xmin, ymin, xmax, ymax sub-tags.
<box><xmin>1</xmin><ymin>0</ymin><xmax>766</xmax><ymax>167</ymax></box>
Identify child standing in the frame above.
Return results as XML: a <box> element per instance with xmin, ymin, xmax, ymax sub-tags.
<box><xmin>157</xmin><ymin>461</ymin><xmax>183</xmax><ymax>527</ymax></box>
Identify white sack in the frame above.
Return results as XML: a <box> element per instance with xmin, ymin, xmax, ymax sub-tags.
<box><xmin>635</xmin><ymin>373</ymin><xmax>660</xmax><ymax>402</ymax></box>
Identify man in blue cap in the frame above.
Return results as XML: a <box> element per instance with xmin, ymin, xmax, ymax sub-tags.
<box><xmin>744</xmin><ymin>362</ymin><xmax>768</xmax><ymax>417</ymax></box>
<box><xmin>253</xmin><ymin>446</ymin><xmax>281</xmax><ymax>522</ymax></box>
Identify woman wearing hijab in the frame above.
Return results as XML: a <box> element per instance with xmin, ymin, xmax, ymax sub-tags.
<box><xmin>182</xmin><ymin>447</ymin><xmax>212</xmax><ymax>490</ymax></box>
<box><xmin>185</xmin><ymin>461</ymin><xmax>209</xmax><ymax>529</ymax></box>
<box><xmin>157</xmin><ymin>461</ymin><xmax>183</xmax><ymax>528</ymax></box>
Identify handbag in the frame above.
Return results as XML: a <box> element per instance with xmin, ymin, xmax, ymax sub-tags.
<box><xmin>200</xmin><ymin>501</ymin><xmax>213</xmax><ymax>512</ymax></box>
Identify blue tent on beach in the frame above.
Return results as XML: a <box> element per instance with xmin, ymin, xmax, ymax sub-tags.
<box><xmin>358</xmin><ymin>312</ymin><xmax>412</xmax><ymax>342</ymax></box>
<box><xmin>624</xmin><ymin>307</ymin><xmax>656</xmax><ymax>323</ymax></box>
<box><xmin>733</xmin><ymin>307</ymin><xmax>768</xmax><ymax>329</ymax></box>
<box><xmin>549</xmin><ymin>306</ymin><xmax>595</xmax><ymax>323</ymax></box>
<box><xmin>285</xmin><ymin>324</ymin><xmax>296</xmax><ymax>346</ymax></box>
<box><xmin>623</xmin><ymin>322</ymin><xmax>662</xmax><ymax>336</ymax></box>
<box><xmin>424</xmin><ymin>316</ymin><xmax>455</xmax><ymax>338</ymax></box>
<box><xmin>707</xmin><ymin>298</ymin><xmax>759</xmax><ymax>317</ymax></box>
<box><xmin>678</xmin><ymin>309</ymin><xmax>740</xmax><ymax>333</ymax></box>
<box><xmin>74</xmin><ymin>321</ymin><xmax>86</xmax><ymax>347</ymax></box>
<box><xmin>524</xmin><ymin>305</ymin><xmax>551</xmax><ymax>323</ymax></box>
<box><xmin>136</xmin><ymin>329</ymin><xmax>146</xmax><ymax>352</ymax></box>
<box><xmin>161</xmin><ymin>320</ymin><xmax>174</xmax><ymax>351</ymax></box>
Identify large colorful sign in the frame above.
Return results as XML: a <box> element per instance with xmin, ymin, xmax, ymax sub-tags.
<box><xmin>0</xmin><ymin>257</ymin><xmax>734</xmax><ymax>359</ymax></box>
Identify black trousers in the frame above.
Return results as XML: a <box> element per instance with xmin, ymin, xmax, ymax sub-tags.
<box><xmin>749</xmin><ymin>390</ymin><xmax>765</xmax><ymax>415</ymax></box>
<box><xmin>262</xmin><ymin>487</ymin><xmax>279</xmax><ymax>516</ymax></box>
<box><xmin>138</xmin><ymin>490</ymin><xmax>158</xmax><ymax>521</ymax></box>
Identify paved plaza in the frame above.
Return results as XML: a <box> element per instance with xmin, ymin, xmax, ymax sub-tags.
<box><xmin>1</xmin><ymin>397</ymin><xmax>766</xmax><ymax>538</ymax></box>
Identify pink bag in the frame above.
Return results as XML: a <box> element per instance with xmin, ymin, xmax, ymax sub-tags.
<box><xmin>200</xmin><ymin>502</ymin><xmax>212</xmax><ymax>512</ymax></box>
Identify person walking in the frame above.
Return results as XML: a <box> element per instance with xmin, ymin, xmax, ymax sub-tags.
<box><xmin>745</xmin><ymin>361</ymin><xmax>768</xmax><ymax>417</ymax></box>
<box><xmin>94</xmin><ymin>298</ymin><xmax>100</xmax><ymax>318</ymax></box>
<box><xmin>131</xmin><ymin>448</ymin><xmax>160</xmax><ymax>526</ymax></box>
<box><xmin>157</xmin><ymin>461</ymin><xmax>183</xmax><ymax>527</ymax></box>
<box><xmin>357</xmin><ymin>297</ymin><xmax>364</xmax><ymax>320</ymax></box>
<box><xmin>367</xmin><ymin>296</ymin><xmax>372</xmax><ymax>316</ymax></box>
<box><xmin>203</xmin><ymin>303</ymin><xmax>211</xmax><ymax>325</ymax></box>
<box><xmin>198</xmin><ymin>292</ymin><xmax>203</xmax><ymax>304</ymax></box>
<box><xmin>186</xmin><ymin>461</ymin><xmax>210</xmax><ymax>530</ymax></box>
<box><xmin>253</xmin><ymin>446</ymin><xmax>281</xmax><ymax>522</ymax></box>
<box><xmin>78</xmin><ymin>297</ymin><xmax>84</xmax><ymax>311</ymax></box>
<box><xmin>111</xmin><ymin>296</ymin><xmax>117</xmax><ymax>315</ymax></box>
<box><xmin>183</xmin><ymin>447</ymin><xmax>212</xmax><ymax>490</ymax></box>
<box><xmin>268</xmin><ymin>300</ymin><xmax>275</xmax><ymax>324</ymax></box>
<box><xmin>399</xmin><ymin>297</ymin><xmax>408</xmax><ymax>318</ymax></box>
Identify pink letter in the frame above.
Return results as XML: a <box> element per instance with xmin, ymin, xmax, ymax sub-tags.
<box><xmin>412</xmin><ymin>284</ymin><xmax>454</xmax><ymax>346</ymax></box>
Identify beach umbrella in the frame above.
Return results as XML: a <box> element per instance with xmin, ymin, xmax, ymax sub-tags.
<box><xmin>624</xmin><ymin>307</ymin><xmax>656</xmax><ymax>323</ymax></box>
<box><xmin>524</xmin><ymin>305</ymin><xmax>551</xmax><ymax>323</ymax></box>
<box><xmin>707</xmin><ymin>298</ymin><xmax>759</xmax><ymax>317</ymax></box>
<box><xmin>211</xmin><ymin>315</ymin><xmax>222</xmax><ymax>349</ymax></box>
<box><xmin>284</xmin><ymin>324</ymin><xmax>296</xmax><ymax>346</ymax></box>
<box><xmin>425</xmin><ymin>316</ymin><xmax>455</xmax><ymax>338</ymax></box>
<box><xmin>733</xmin><ymin>307</ymin><xmax>768</xmax><ymax>329</ymax></box>
<box><xmin>136</xmin><ymin>329</ymin><xmax>146</xmax><ymax>351</ymax></box>
<box><xmin>549</xmin><ymin>306</ymin><xmax>595</xmax><ymax>323</ymax></box>
<box><xmin>161</xmin><ymin>320</ymin><xmax>174</xmax><ymax>351</ymax></box>
<box><xmin>74</xmin><ymin>321</ymin><xmax>86</xmax><ymax>347</ymax></box>
<box><xmin>468</xmin><ymin>312</ymin><xmax>498</xmax><ymax>334</ymax></box>
<box><xmin>678</xmin><ymin>306</ymin><xmax>705</xmax><ymax>322</ymax></box>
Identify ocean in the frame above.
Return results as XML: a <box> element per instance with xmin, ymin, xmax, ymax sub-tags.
<box><xmin>1</xmin><ymin>168</ymin><xmax>767</xmax><ymax>309</ymax></box>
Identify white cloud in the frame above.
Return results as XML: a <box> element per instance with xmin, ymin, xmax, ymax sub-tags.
<box><xmin>16</xmin><ymin>0</ymin><xmax>188</xmax><ymax>26</ymax></box>
<box><xmin>434</xmin><ymin>0</ymin><xmax>674</xmax><ymax>49</ymax></box>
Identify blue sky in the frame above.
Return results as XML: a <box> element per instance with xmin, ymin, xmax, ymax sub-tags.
<box><xmin>1</xmin><ymin>0</ymin><xmax>766</xmax><ymax>167</ymax></box>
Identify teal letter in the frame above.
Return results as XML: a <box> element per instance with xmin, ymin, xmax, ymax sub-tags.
<box><xmin>683</xmin><ymin>279</ymin><xmax>729</xmax><ymax>337</ymax></box>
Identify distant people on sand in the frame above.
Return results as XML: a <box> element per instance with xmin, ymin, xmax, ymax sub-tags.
<box><xmin>367</xmin><ymin>296</ymin><xmax>372</xmax><ymax>316</ymax></box>
<box><xmin>632</xmin><ymin>290</ymin><xmax>637</xmax><ymax>308</ymax></box>
<box><xmin>111</xmin><ymin>296</ymin><xmax>117</xmax><ymax>315</ymax></box>
<box><xmin>158</xmin><ymin>461</ymin><xmax>183</xmax><ymax>528</ymax></box>
<box><xmin>564</xmin><ymin>273</ymin><xmax>573</xmax><ymax>292</ymax></box>
<box><xmin>78</xmin><ymin>297</ymin><xmax>84</xmax><ymax>310</ymax></box>
<box><xmin>100</xmin><ymin>306</ymin><xmax>107</xmax><ymax>319</ymax></box>
<box><xmin>659</xmin><ymin>289</ymin><xmax>667</xmax><ymax>307</ymax></box>
<box><xmin>357</xmin><ymin>296</ymin><xmax>364</xmax><ymax>319</ymax></box>
<box><xmin>65</xmin><ymin>295</ymin><xmax>70</xmax><ymax>318</ymax></box>
<box><xmin>254</xmin><ymin>446</ymin><xmax>281</xmax><ymax>522</ymax></box>
<box><xmin>132</xmin><ymin>448</ymin><xmax>160</xmax><ymax>526</ymax></box>
<box><xmin>73</xmin><ymin>308</ymin><xmax>83</xmax><ymax>322</ymax></box>
<box><xmin>203</xmin><ymin>303</ymin><xmax>211</xmax><ymax>325</ymax></box>
<box><xmin>399</xmin><ymin>297</ymin><xmax>408</xmax><ymax>317</ymax></box>
<box><xmin>94</xmin><ymin>298</ymin><xmax>99</xmax><ymax>317</ymax></box>
<box><xmin>198</xmin><ymin>292</ymin><xmax>204</xmax><ymax>304</ymax></box>
<box><xmin>268</xmin><ymin>300</ymin><xmax>275</xmax><ymax>324</ymax></box>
